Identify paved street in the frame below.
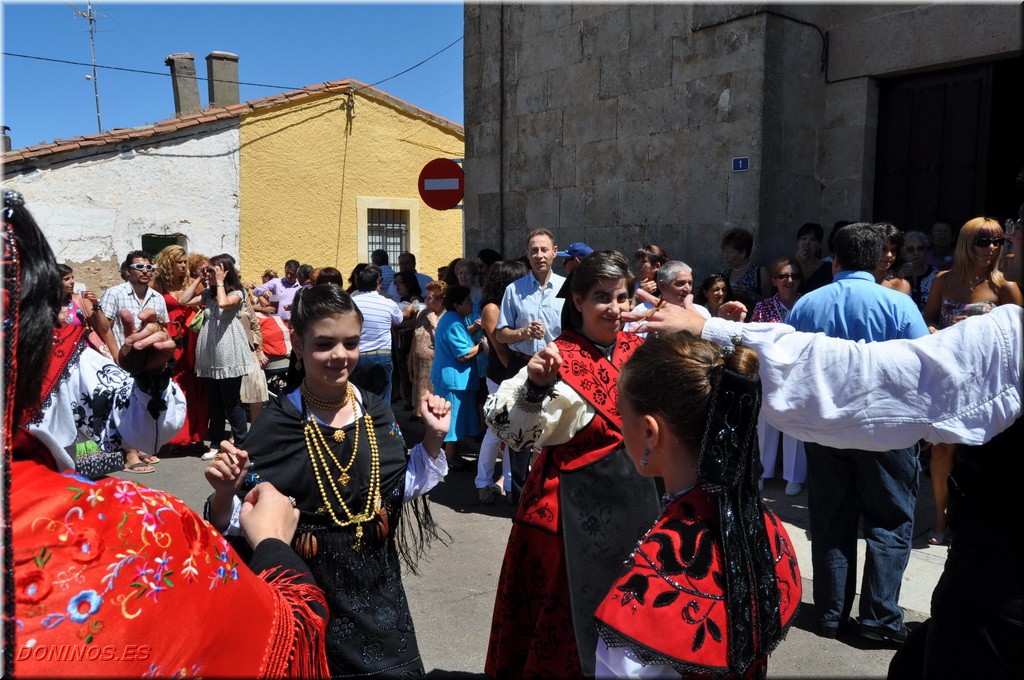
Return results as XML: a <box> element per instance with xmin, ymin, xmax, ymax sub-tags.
<box><xmin>114</xmin><ymin>409</ymin><xmax>948</xmax><ymax>678</ymax></box>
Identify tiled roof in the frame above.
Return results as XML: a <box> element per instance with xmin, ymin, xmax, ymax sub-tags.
<box><xmin>4</xmin><ymin>78</ymin><xmax>464</xmax><ymax>166</ymax></box>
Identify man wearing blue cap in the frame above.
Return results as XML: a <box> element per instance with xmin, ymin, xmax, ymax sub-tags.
<box><xmin>556</xmin><ymin>241</ymin><xmax>594</xmax><ymax>331</ymax></box>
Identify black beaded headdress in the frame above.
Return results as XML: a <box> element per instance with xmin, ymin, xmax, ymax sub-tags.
<box><xmin>696</xmin><ymin>337</ymin><xmax>784</xmax><ymax>670</ymax></box>
<box><xmin>3</xmin><ymin>188</ymin><xmax>25</xmax><ymax>676</ymax></box>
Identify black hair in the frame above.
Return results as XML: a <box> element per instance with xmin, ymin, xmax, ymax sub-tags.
<box><xmin>346</xmin><ymin>263</ymin><xmax>368</xmax><ymax>293</ymax></box>
<box><xmin>57</xmin><ymin>263</ymin><xmax>73</xmax><ymax>278</ymax></box>
<box><xmin>394</xmin><ymin>270</ymin><xmax>422</xmax><ymax>301</ymax></box>
<box><xmin>289</xmin><ymin>284</ymin><xmax>363</xmax><ymax>338</ymax></box>
<box><xmin>828</xmin><ymin>220</ymin><xmax>853</xmax><ymax>254</ymax></box>
<box><xmin>695</xmin><ymin>273</ymin><xmax>733</xmax><ymax>306</ymax></box>
<box><xmin>356</xmin><ymin>265</ymin><xmax>382</xmax><ymax>292</ymax></box>
<box><xmin>833</xmin><ymin>222</ymin><xmax>886</xmax><ymax>272</ymax></box>
<box><xmin>120</xmin><ymin>249</ymin><xmax>152</xmax><ymax>280</ymax></box>
<box><xmin>371</xmin><ymin>249</ymin><xmax>389</xmax><ymax>266</ymax></box>
<box><xmin>482</xmin><ymin>260</ymin><xmax>528</xmax><ymax>306</ymax></box>
<box><xmin>4</xmin><ymin>197</ymin><xmax>63</xmax><ymax>421</ymax></box>
<box><xmin>297</xmin><ymin>264</ymin><xmax>314</xmax><ymax>282</ymax></box>
<box><xmin>208</xmin><ymin>253</ymin><xmax>243</xmax><ymax>293</ymax></box>
<box><xmin>443</xmin><ymin>284</ymin><xmax>472</xmax><ymax>312</ymax></box>
<box><xmin>284</xmin><ymin>259</ymin><xmax>300</xmax><ymax>271</ymax></box>
<box><xmin>720</xmin><ymin>228</ymin><xmax>754</xmax><ymax>259</ymax></box>
<box><xmin>570</xmin><ymin>250</ymin><xmax>632</xmax><ymax>298</ymax></box>
<box><xmin>796</xmin><ymin>222</ymin><xmax>823</xmax><ymax>241</ymax></box>
<box><xmin>876</xmin><ymin>222</ymin><xmax>906</xmax><ymax>276</ymax></box>
<box><xmin>477</xmin><ymin>248</ymin><xmax>503</xmax><ymax>267</ymax></box>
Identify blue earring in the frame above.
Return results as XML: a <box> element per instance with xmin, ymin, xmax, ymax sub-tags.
<box><xmin>640</xmin><ymin>444</ymin><xmax>650</xmax><ymax>468</ymax></box>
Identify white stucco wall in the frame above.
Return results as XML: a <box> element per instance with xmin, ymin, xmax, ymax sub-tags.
<box><xmin>4</xmin><ymin>123</ymin><xmax>241</xmax><ymax>279</ymax></box>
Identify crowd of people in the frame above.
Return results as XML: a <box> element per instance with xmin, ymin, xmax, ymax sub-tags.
<box><xmin>8</xmin><ymin>180</ymin><xmax>1023</xmax><ymax>679</ymax></box>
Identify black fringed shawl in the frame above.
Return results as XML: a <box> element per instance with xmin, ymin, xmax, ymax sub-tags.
<box><xmin>237</xmin><ymin>386</ymin><xmax>442</xmax><ymax>677</ymax></box>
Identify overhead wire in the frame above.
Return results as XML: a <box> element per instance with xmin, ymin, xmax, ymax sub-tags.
<box><xmin>2</xmin><ymin>35</ymin><xmax>464</xmax><ymax>96</ymax></box>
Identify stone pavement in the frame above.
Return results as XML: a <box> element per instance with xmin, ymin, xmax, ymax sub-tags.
<box><xmin>116</xmin><ymin>408</ymin><xmax>948</xmax><ymax>678</ymax></box>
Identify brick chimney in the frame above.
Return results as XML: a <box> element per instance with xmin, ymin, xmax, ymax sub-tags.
<box><xmin>165</xmin><ymin>53</ymin><xmax>201</xmax><ymax>117</ymax></box>
<box><xmin>206</xmin><ymin>52</ymin><xmax>240</xmax><ymax>108</ymax></box>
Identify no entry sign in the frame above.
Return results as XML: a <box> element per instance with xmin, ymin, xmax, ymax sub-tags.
<box><xmin>418</xmin><ymin>158</ymin><xmax>464</xmax><ymax>210</ymax></box>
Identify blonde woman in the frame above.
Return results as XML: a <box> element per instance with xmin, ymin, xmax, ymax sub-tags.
<box><xmin>153</xmin><ymin>245</ymin><xmax>207</xmax><ymax>453</ymax></box>
<box><xmin>922</xmin><ymin>217</ymin><xmax>1023</xmax><ymax>544</ymax></box>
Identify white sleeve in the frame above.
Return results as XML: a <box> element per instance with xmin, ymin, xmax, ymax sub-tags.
<box><xmin>222</xmin><ymin>494</ymin><xmax>243</xmax><ymax>537</ymax></box>
<box><xmin>483</xmin><ymin>365</ymin><xmax>594</xmax><ymax>451</ymax></box>
<box><xmin>55</xmin><ymin>346</ymin><xmax>186</xmax><ymax>456</ymax></box>
<box><xmin>700</xmin><ymin>304</ymin><xmax>1022</xmax><ymax>450</ymax></box>
<box><xmin>404</xmin><ymin>442</ymin><xmax>449</xmax><ymax>502</ymax></box>
<box><xmin>594</xmin><ymin>638</ymin><xmax>674</xmax><ymax>678</ymax></box>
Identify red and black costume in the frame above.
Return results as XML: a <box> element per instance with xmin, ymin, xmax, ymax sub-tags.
<box><xmin>596</xmin><ymin>487</ymin><xmax>801</xmax><ymax>677</ymax></box>
<box><xmin>485</xmin><ymin>330</ymin><xmax>661</xmax><ymax>677</ymax></box>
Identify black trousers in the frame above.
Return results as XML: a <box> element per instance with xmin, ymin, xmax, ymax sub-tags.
<box><xmin>204</xmin><ymin>376</ymin><xmax>247</xmax><ymax>447</ymax></box>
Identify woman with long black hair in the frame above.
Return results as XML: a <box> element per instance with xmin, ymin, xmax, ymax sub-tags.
<box><xmin>191</xmin><ymin>253</ymin><xmax>252</xmax><ymax>457</ymax></box>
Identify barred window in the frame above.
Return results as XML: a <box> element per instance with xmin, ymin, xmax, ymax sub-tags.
<box><xmin>366</xmin><ymin>209</ymin><xmax>408</xmax><ymax>265</ymax></box>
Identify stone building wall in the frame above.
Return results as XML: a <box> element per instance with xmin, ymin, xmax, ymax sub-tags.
<box><xmin>464</xmin><ymin>3</ymin><xmax>1022</xmax><ymax>278</ymax></box>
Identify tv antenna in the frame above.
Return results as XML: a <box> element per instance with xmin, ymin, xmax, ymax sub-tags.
<box><xmin>72</xmin><ymin>1</ymin><xmax>102</xmax><ymax>133</ymax></box>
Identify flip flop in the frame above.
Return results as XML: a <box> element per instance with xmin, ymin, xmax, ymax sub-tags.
<box><xmin>123</xmin><ymin>462</ymin><xmax>155</xmax><ymax>474</ymax></box>
<box><xmin>927</xmin><ymin>530</ymin><xmax>949</xmax><ymax>546</ymax></box>
<box><xmin>140</xmin><ymin>455</ymin><xmax>161</xmax><ymax>465</ymax></box>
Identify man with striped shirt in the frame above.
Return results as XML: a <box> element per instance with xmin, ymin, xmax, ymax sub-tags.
<box><xmin>350</xmin><ymin>265</ymin><xmax>404</xmax><ymax>404</ymax></box>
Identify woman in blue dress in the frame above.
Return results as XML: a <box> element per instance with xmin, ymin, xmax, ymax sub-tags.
<box><xmin>431</xmin><ymin>284</ymin><xmax>487</xmax><ymax>469</ymax></box>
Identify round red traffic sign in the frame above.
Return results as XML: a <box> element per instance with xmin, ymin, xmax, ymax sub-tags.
<box><xmin>418</xmin><ymin>158</ymin><xmax>464</xmax><ymax>210</ymax></box>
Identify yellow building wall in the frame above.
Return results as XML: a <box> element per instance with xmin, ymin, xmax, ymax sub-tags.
<box><xmin>238</xmin><ymin>89</ymin><xmax>464</xmax><ymax>284</ymax></box>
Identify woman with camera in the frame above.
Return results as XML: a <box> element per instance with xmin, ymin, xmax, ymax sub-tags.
<box><xmin>189</xmin><ymin>254</ymin><xmax>253</xmax><ymax>458</ymax></box>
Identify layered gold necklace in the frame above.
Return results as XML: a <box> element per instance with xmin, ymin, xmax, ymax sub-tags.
<box><xmin>300</xmin><ymin>381</ymin><xmax>381</xmax><ymax>551</ymax></box>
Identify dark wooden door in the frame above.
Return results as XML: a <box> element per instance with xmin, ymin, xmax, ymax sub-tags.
<box><xmin>873</xmin><ymin>64</ymin><xmax>992</xmax><ymax>231</ymax></box>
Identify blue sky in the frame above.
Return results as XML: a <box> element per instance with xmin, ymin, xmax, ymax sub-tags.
<box><xmin>1</xmin><ymin>1</ymin><xmax>464</xmax><ymax>149</ymax></box>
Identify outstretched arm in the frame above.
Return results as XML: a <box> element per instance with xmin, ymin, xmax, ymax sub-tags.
<box><xmin>623</xmin><ymin>291</ymin><xmax>1022</xmax><ymax>450</ymax></box>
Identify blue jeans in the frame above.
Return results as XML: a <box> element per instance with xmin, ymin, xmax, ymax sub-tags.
<box><xmin>805</xmin><ymin>442</ymin><xmax>920</xmax><ymax>632</ymax></box>
<box><xmin>351</xmin><ymin>352</ymin><xmax>393</xmax><ymax>405</ymax></box>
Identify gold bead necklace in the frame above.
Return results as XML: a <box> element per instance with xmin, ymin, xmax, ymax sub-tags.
<box><xmin>302</xmin><ymin>385</ymin><xmax>381</xmax><ymax>551</ymax></box>
<box><xmin>300</xmin><ymin>381</ymin><xmax>351</xmax><ymax>411</ymax></box>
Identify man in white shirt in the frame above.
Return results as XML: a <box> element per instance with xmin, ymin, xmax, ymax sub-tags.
<box><xmin>99</xmin><ymin>250</ymin><xmax>169</xmax><ymax>349</ymax></box>
<box><xmin>386</xmin><ymin>252</ymin><xmax>433</xmax><ymax>303</ymax></box>
<box><xmin>625</xmin><ymin>261</ymin><xmax>710</xmax><ymax>336</ymax></box>
<box><xmin>351</xmin><ymin>265</ymin><xmax>404</xmax><ymax>404</ymax></box>
<box><xmin>98</xmin><ymin>250</ymin><xmax>170</xmax><ymax>473</ymax></box>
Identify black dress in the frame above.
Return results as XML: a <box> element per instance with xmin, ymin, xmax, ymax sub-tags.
<box><xmin>235</xmin><ymin>387</ymin><xmax>432</xmax><ymax>678</ymax></box>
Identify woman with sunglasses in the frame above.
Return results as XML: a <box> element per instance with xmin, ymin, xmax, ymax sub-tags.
<box><xmin>922</xmin><ymin>217</ymin><xmax>1022</xmax><ymax>545</ymax></box>
<box><xmin>751</xmin><ymin>258</ymin><xmax>807</xmax><ymax>496</ymax></box>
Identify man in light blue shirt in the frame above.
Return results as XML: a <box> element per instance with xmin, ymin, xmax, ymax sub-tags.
<box><xmin>493</xmin><ymin>228</ymin><xmax>565</xmax><ymax>506</ymax></box>
<box><xmin>495</xmin><ymin>228</ymin><xmax>565</xmax><ymax>363</ymax></box>
<box><xmin>787</xmin><ymin>222</ymin><xmax>928</xmax><ymax>646</ymax></box>
<box><xmin>371</xmin><ymin>249</ymin><xmax>396</xmax><ymax>296</ymax></box>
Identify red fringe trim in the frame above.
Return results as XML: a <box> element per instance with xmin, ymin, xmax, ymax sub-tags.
<box><xmin>256</xmin><ymin>568</ymin><xmax>330</xmax><ymax>678</ymax></box>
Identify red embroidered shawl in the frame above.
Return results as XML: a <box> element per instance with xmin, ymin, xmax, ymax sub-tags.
<box><xmin>595</xmin><ymin>486</ymin><xmax>801</xmax><ymax>676</ymax></box>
